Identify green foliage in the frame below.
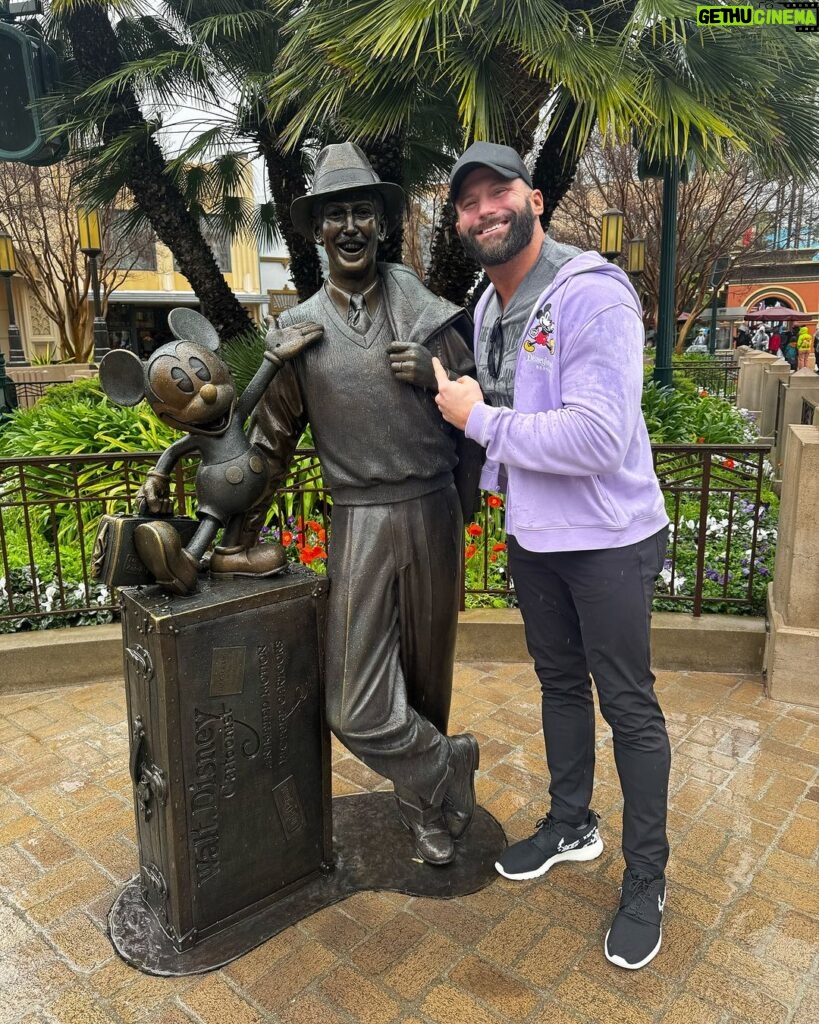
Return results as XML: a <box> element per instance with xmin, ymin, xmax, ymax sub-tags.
<box><xmin>0</xmin><ymin>378</ymin><xmax>176</xmax><ymax>459</ymax></box>
<box><xmin>222</xmin><ymin>328</ymin><xmax>267</xmax><ymax>396</ymax></box>
<box><xmin>641</xmin><ymin>381</ymin><xmax>754</xmax><ymax>444</ymax></box>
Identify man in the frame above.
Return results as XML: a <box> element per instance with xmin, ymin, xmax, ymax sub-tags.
<box><xmin>433</xmin><ymin>141</ymin><xmax>671</xmax><ymax>969</ymax></box>
<box><xmin>246</xmin><ymin>143</ymin><xmax>481</xmax><ymax>866</ymax></box>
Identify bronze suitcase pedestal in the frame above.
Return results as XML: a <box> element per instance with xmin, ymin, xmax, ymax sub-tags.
<box><xmin>110</xmin><ymin>570</ymin><xmax>332</xmax><ymax>973</ymax></box>
<box><xmin>109</xmin><ymin>571</ymin><xmax>506</xmax><ymax>977</ymax></box>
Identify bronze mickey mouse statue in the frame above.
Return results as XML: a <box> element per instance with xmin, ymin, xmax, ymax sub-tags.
<box><xmin>99</xmin><ymin>308</ymin><xmax>323</xmax><ymax>595</ymax></box>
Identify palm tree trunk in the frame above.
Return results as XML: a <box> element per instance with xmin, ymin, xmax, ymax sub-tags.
<box><xmin>425</xmin><ymin>203</ymin><xmax>480</xmax><ymax>306</ymax></box>
<box><xmin>64</xmin><ymin>2</ymin><xmax>254</xmax><ymax>340</ymax></box>
<box><xmin>363</xmin><ymin>132</ymin><xmax>405</xmax><ymax>264</ymax></box>
<box><xmin>256</xmin><ymin>124</ymin><xmax>323</xmax><ymax>301</ymax></box>
<box><xmin>531</xmin><ymin>97</ymin><xmax>585</xmax><ymax>229</ymax></box>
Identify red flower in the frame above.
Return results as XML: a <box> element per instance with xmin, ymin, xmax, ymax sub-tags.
<box><xmin>487</xmin><ymin>495</ymin><xmax>503</xmax><ymax>509</ymax></box>
<box><xmin>696</xmin><ymin>436</ymin><xmax>705</xmax><ymax>444</ymax></box>
<box><xmin>699</xmin><ymin>388</ymin><xmax>709</xmax><ymax>397</ymax></box>
<box><xmin>722</xmin><ymin>458</ymin><xmax>736</xmax><ymax>469</ymax></box>
<box><xmin>490</xmin><ymin>554</ymin><xmax>497</xmax><ymax>563</ymax></box>
<box><xmin>316</xmin><ymin>527</ymin><xmax>326</xmax><ymax>542</ymax></box>
<box><xmin>281</xmin><ymin>530</ymin><xmax>294</xmax><ymax>547</ymax></box>
<box><xmin>306</xmin><ymin>519</ymin><xmax>321</xmax><ymax>532</ymax></box>
<box><xmin>299</xmin><ymin>544</ymin><xmax>327</xmax><ymax>565</ymax></box>
<box><xmin>467</xmin><ymin>523</ymin><xmax>483</xmax><ymax>537</ymax></box>
<box><xmin>492</xmin><ymin>542</ymin><xmax>507</xmax><ymax>552</ymax></box>
<box><xmin>464</xmin><ymin>543</ymin><xmax>478</xmax><ymax>560</ymax></box>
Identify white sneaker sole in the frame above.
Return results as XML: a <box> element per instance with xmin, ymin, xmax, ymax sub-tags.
<box><xmin>494</xmin><ymin>835</ymin><xmax>604</xmax><ymax>881</ymax></box>
<box><xmin>604</xmin><ymin>928</ymin><xmax>662</xmax><ymax>970</ymax></box>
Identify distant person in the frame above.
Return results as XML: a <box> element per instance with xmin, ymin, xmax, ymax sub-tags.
<box><xmin>751</xmin><ymin>326</ymin><xmax>769</xmax><ymax>351</ymax></box>
<box><xmin>814</xmin><ymin>326</ymin><xmax>819</xmax><ymax>374</ymax></box>
<box><xmin>734</xmin><ymin>325</ymin><xmax>751</xmax><ymax>348</ymax></box>
<box><xmin>768</xmin><ymin>331</ymin><xmax>781</xmax><ymax>354</ymax></box>
<box><xmin>782</xmin><ymin>335</ymin><xmax>798</xmax><ymax>370</ymax></box>
<box><xmin>796</xmin><ymin>325</ymin><xmax>812</xmax><ymax>369</ymax></box>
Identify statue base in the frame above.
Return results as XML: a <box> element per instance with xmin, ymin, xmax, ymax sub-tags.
<box><xmin>109</xmin><ymin>791</ymin><xmax>506</xmax><ymax>976</ymax></box>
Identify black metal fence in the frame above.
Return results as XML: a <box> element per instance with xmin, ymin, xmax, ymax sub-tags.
<box><xmin>10</xmin><ymin>378</ymin><xmax>75</xmax><ymax>408</ymax></box>
<box><xmin>801</xmin><ymin>396</ymin><xmax>818</xmax><ymax>426</ymax></box>
<box><xmin>0</xmin><ymin>444</ymin><xmax>773</xmax><ymax>631</ymax></box>
<box><xmin>672</xmin><ymin>360</ymin><xmax>740</xmax><ymax>401</ymax></box>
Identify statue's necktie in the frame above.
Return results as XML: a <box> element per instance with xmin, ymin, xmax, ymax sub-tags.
<box><xmin>347</xmin><ymin>293</ymin><xmax>372</xmax><ymax>335</ymax></box>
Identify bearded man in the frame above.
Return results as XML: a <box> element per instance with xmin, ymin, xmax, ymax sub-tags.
<box><xmin>434</xmin><ymin>141</ymin><xmax>671</xmax><ymax>970</ymax></box>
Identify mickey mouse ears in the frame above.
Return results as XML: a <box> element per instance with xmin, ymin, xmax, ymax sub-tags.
<box><xmin>168</xmin><ymin>308</ymin><xmax>220</xmax><ymax>351</ymax></box>
<box><xmin>99</xmin><ymin>349</ymin><xmax>145</xmax><ymax>407</ymax></box>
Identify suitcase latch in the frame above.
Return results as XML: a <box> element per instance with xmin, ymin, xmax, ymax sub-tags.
<box><xmin>130</xmin><ymin>716</ymin><xmax>168</xmax><ymax>821</ymax></box>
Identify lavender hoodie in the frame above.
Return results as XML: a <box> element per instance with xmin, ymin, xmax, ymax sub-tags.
<box><xmin>465</xmin><ymin>251</ymin><xmax>668</xmax><ymax>551</ymax></box>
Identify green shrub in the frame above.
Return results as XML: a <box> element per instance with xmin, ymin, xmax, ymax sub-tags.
<box><xmin>641</xmin><ymin>381</ymin><xmax>754</xmax><ymax>444</ymax></box>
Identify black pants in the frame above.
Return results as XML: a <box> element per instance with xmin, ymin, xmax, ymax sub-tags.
<box><xmin>509</xmin><ymin>528</ymin><xmax>670</xmax><ymax>877</ymax></box>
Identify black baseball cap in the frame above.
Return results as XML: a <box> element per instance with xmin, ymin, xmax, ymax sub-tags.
<box><xmin>449</xmin><ymin>142</ymin><xmax>533</xmax><ymax>204</ymax></box>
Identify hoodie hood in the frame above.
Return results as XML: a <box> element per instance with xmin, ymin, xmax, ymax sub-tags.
<box><xmin>551</xmin><ymin>250</ymin><xmax>643</xmax><ymax>313</ymax></box>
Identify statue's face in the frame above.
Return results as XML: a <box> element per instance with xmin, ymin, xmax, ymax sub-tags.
<box><xmin>314</xmin><ymin>192</ymin><xmax>385</xmax><ymax>283</ymax></box>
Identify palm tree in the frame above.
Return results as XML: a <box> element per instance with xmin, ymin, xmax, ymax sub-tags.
<box><xmin>49</xmin><ymin>0</ymin><xmax>256</xmax><ymax>340</ymax></box>
<box><xmin>268</xmin><ymin>0</ymin><xmax>819</xmax><ymax>304</ymax></box>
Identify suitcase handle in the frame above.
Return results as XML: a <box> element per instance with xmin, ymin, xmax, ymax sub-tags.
<box><xmin>130</xmin><ymin>717</ymin><xmax>167</xmax><ymax>821</ymax></box>
<box><xmin>130</xmin><ymin>716</ymin><xmax>146</xmax><ymax>786</ymax></box>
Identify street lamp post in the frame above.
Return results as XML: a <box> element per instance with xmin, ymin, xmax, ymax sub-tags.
<box><xmin>600</xmin><ymin>208</ymin><xmax>624</xmax><ymax>261</ymax></box>
<box><xmin>77</xmin><ymin>207</ymin><xmax>110</xmax><ymax>364</ymax></box>
<box><xmin>0</xmin><ymin>233</ymin><xmax>27</xmax><ymax>366</ymax></box>
<box><xmin>708</xmin><ymin>255</ymin><xmax>731</xmax><ymax>355</ymax></box>
<box><xmin>653</xmin><ymin>159</ymin><xmax>681</xmax><ymax>388</ymax></box>
<box><xmin>627</xmin><ymin>237</ymin><xmax>646</xmax><ymax>277</ymax></box>
<box><xmin>0</xmin><ymin>350</ymin><xmax>19</xmax><ymax>420</ymax></box>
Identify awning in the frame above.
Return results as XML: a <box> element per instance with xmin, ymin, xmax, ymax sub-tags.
<box><xmin>107</xmin><ymin>291</ymin><xmax>267</xmax><ymax>305</ymax></box>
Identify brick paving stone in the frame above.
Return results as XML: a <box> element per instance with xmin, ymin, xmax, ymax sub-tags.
<box><xmin>1</xmin><ymin>662</ymin><xmax>818</xmax><ymax>1024</ymax></box>
<box><xmin>319</xmin><ymin>965</ymin><xmax>400</xmax><ymax>1023</ymax></box>
<box><xmin>181</xmin><ymin>976</ymin><xmax>265</xmax><ymax>1024</ymax></box>
<box><xmin>448</xmin><ymin>955</ymin><xmax>540</xmax><ymax>1018</ymax></box>
<box><xmin>382</xmin><ymin>931</ymin><xmax>460</xmax><ymax>1000</ymax></box>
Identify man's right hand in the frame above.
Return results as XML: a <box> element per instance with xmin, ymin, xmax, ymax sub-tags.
<box><xmin>265</xmin><ymin>320</ymin><xmax>324</xmax><ymax>362</ymax></box>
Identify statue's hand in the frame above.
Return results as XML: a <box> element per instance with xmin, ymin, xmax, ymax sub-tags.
<box><xmin>265</xmin><ymin>320</ymin><xmax>323</xmax><ymax>363</ymax></box>
<box><xmin>137</xmin><ymin>471</ymin><xmax>172</xmax><ymax>516</ymax></box>
<box><xmin>388</xmin><ymin>341</ymin><xmax>436</xmax><ymax>390</ymax></box>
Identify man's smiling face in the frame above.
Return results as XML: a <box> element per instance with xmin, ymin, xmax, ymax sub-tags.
<box><xmin>454</xmin><ymin>168</ymin><xmax>543</xmax><ymax>267</ymax></box>
<box><xmin>314</xmin><ymin>192</ymin><xmax>385</xmax><ymax>285</ymax></box>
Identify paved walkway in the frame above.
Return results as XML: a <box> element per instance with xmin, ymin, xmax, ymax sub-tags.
<box><xmin>1</xmin><ymin>663</ymin><xmax>817</xmax><ymax>1024</ymax></box>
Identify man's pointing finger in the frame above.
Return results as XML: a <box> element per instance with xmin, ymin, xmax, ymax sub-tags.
<box><xmin>431</xmin><ymin>356</ymin><xmax>449</xmax><ymax>389</ymax></box>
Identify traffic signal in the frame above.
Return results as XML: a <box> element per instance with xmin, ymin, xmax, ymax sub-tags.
<box><xmin>0</xmin><ymin>20</ymin><xmax>67</xmax><ymax>165</ymax></box>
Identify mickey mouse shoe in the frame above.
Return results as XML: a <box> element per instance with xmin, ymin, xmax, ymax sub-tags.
<box><xmin>134</xmin><ymin>521</ymin><xmax>200</xmax><ymax>596</ymax></box>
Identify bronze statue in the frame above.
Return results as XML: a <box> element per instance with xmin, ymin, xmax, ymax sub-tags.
<box><xmin>244</xmin><ymin>143</ymin><xmax>483</xmax><ymax>865</ymax></box>
<box><xmin>98</xmin><ymin>307</ymin><xmax>322</xmax><ymax>594</ymax></box>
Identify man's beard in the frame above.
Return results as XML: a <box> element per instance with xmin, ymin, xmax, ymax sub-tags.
<box><xmin>458</xmin><ymin>198</ymin><xmax>538</xmax><ymax>267</ymax></box>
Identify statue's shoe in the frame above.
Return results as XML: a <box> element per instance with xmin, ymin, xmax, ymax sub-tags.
<box><xmin>209</xmin><ymin>543</ymin><xmax>287</xmax><ymax>578</ymax></box>
<box><xmin>394</xmin><ymin>795</ymin><xmax>455</xmax><ymax>866</ymax></box>
<box><xmin>442</xmin><ymin>733</ymin><xmax>480</xmax><ymax>839</ymax></box>
<box><xmin>134</xmin><ymin>521</ymin><xmax>199</xmax><ymax>596</ymax></box>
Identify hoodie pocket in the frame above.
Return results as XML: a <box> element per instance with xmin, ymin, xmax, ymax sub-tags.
<box><xmin>513</xmin><ymin>471</ymin><xmax>620</xmax><ymax>530</ymax></box>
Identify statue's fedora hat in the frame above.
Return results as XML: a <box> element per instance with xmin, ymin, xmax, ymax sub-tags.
<box><xmin>290</xmin><ymin>142</ymin><xmax>405</xmax><ymax>239</ymax></box>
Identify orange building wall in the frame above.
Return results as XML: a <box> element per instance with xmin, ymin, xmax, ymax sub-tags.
<box><xmin>727</xmin><ymin>278</ymin><xmax>819</xmax><ymax>333</ymax></box>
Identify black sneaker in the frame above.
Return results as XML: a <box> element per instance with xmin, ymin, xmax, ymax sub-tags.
<box><xmin>604</xmin><ymin>870</ymin><xmax>666</xmax><ymax>970</ymax></box>
<box><xmin>495</xmin><ymin>811</ymin><xmax>603</xmax><ymax>880</ymax></box>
